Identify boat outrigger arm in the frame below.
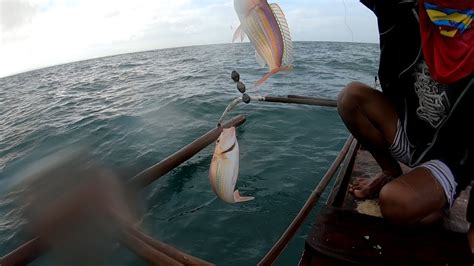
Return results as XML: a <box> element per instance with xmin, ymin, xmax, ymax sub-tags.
<box><xmin>218</xmin><ymin>70</ymin><xmax>337</xmax><ymax>127</ymax></box>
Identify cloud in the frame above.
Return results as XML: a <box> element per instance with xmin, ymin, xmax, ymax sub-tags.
<box><xmin>0</xmin><ymin>0</ymin><xmax>38</xmax><ymax>32</ymax></box>
<box><xmin>0</xmin><ymin>0</ymin><xmax>378</xmax><ymax>78</ymax></box>
<box><xmin>282</xmin><ymin>0</ymin><xmax>377</xmax><ymax>43</ymax></box>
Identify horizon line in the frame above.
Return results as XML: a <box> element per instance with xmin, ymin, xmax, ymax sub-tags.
<box><xmin>0</xmin><ymin>40</ymin><xmax>379</xmax><ymax>79</ymax></box>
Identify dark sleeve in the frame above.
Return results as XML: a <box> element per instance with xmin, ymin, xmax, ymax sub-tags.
<box><xmin>359</xmin><ymin>0</ymin><xmax>417</xmax><ymax>22</ymax></box>
<box><xmin>360</xmin><ymin>0</ymin><xmax>391</xmax><ymax>18</ymax></box>
<box><xmin>359</xmin><ymin>0</ymin><xmax>396</xmax><ymax>33</ymax></box>
<box><xmin>360</xmin><ymin>0</ymin><xmax>376</xmax><ymax>14</ymax></box>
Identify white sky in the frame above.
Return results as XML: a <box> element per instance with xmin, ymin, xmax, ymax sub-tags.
<box><xmin>0</xmin><ymin>0</ymin><xmax>378</xmax><ymax>78</ymax></box>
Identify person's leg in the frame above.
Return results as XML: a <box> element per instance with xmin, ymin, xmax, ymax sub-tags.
<box><xmin>379</xmin><ymin>167</ymin><xmax>447</xmax><ymax>225</ymax></box>
<box><xmin>337</xmin><ymin>82</ymin><xmax>402</xmax><ymax>198</ymax></box>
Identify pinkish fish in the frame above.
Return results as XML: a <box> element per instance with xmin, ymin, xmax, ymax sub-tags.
<box><xmin>209</xmin><ymin>127</ymin><xmax>254</xmax><ymax>203</ymax></box>
<box><xmin>233</xmin><ymin>0</ymin><xmax>294</xmax><ymax>86</ymax></box>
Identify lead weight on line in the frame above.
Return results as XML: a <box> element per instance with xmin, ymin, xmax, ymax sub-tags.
<box><xmin>237</xmin><ymin>82</ymin><xmax>246</xmax><ymax>93</ymax></box>
<box><xmin>242</xmin><ymin>93</ymin><xmax>251</xmax><ymax>104</ymax></box>
<box><xmin>231</xmin><ymin>70</ymin><xmax>240</xmax><ymax>82</ymax></box>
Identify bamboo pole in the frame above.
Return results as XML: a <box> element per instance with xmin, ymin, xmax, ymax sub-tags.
<box><xmin>259</xmin><ymin>96</ymin><xmax>337</xmax><ymax>108</ymax></box>
<box><xmin>123</xmin><ymin>223</ymin><xmax>214</xmax><ymax>266</ymax></box>
<box><xmin>128</xmin><ymin>115</ymin><xmax>246</xmax><ymax>188</ymax></box>
<box><xmin>120</xmin><ymin>230</ymin><xmax>184</xmax><ymax>266</ymax></box>
<box><xmin>217</xmin><ymin>95</ymin><xmax>337</xmax><ymax>127</ymax></box>
<box><xmin>258</xmin><ymin>136</ymin><xmax>355</xmax><ymax>265</ymax></box>
<box><xmin>0</xmin><ymin>237</ymin><xmax>43</xmax><ymax>266</ymax></box>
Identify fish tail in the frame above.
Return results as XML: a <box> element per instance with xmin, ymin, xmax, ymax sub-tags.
<box><xmin>233</xmin><ymin>190</ymin><xmax>255</xmax><ymax>203</ymax></box>
<box><xmin>233</xmin><ymin>24</ymin><xmax>246</xmax><ymax>42</ymax></box>
<box><xmin>255</xmin><ymin>66</ymin><xmax>293</xmax><ymax>87</ymax></box>
<box><xmin>255</xmin><ymin>72</ymin><xmax>274</xmax><ymax>87</ymax></box>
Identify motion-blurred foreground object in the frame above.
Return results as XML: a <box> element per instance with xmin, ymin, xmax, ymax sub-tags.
<box><xmin>2</xmin><ymin>118</ymin><xmax>248</xmax><ymax>265</ymax></box>
<box><xmin>10</xmin><ymin>147</ymin><xmax>141</xmax><ymax>265</ymax></box>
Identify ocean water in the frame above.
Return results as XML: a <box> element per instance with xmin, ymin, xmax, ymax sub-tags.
<box><xmin>0</xmin><ymin>42</ymin><xmax>379</xmax><ymax>265</ymax></box>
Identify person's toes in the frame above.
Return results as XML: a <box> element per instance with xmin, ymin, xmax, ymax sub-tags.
<box><xmin>352</xmin><ymin>179</ymin><xmax>368</xmax><ymax>190</ymax></box>
<box><xmin>353</xmin><ymin>188</ymin><xmax>367</xmax><ymax>199</ymax></box>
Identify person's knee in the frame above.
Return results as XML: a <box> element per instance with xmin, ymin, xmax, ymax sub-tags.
<box><xmin>337</xmin><ymin>82</ymin><xmax>369</xmax><ymax>116</ymax></box>
<box><xmin>379</xmin><ymin>182</ymin><xmax>415</xmax><ymax>225</ymax></box>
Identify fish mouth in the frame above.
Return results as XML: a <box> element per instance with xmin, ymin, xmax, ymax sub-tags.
<box><xmin>221</xmin><ymin>141</ymin><xmax>236</xmax><ymax>154</ymax></box>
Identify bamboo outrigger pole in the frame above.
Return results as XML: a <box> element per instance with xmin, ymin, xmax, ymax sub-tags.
<box><xmin>0</xmin><ymin>237</ymin><xmax>43</xmax><ymax>266</ymax></box>
<box><xmin>258</xmin><ymin>136</ymin><xmax>357</xmax><ymax>265</ymax></box>
<box><xmin>218</xmin><ymin>71</ymin><xmax>337</xmax><ymax>126</ymax></box>
<box><xmin>217</xmin><ymin>95</ymin><xmax>336</xmax><ymax>126</ymax></box>
<box><xmin>120</xmin><ymin>231</ymin><xmax>184</xmax><ymax>266</ymax></box>
<box><xmin>121</xmin><ymin>221</ymin><xmax>213</xmax><ymax>265</ymax></box>
<box><xmin>260</xmin><ymin>95</ymin><xmax>337</xmax><ymax>107</ymax></box>
<box><xmin>129</xmin><ymin>115</ymin><xmax>246</xmax><ymax>188</ymax></box>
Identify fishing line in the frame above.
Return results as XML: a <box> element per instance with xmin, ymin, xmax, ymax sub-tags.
<box><xmin>166</xmin><ymin>196</ymin><xmax>218</xmax><ymax>221</ymax></box>
<box><xmin>342</xmin><ymin>0</ymin><xmax>354</xmax><ymax>42</ymax></box>
<box><xmin>217</xmin><ymin>94</ymin><xmax>266</xmax><ymax>126</ymax></box>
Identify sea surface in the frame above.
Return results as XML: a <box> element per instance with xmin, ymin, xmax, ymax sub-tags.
<box><xmin>0</xmin><ymin>42</ymin><xmax>379</xmax><ymax>265</ymax></box>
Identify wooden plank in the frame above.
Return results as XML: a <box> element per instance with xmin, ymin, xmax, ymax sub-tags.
<box><xmin>298</xmin><ymin>249</ymin><xmax>343</xmax><ymax>266</ymax></box>
<box><xmin>305</xmin><ymin>206</ymin><xmax>472</xmax><ymax>265</ymax></box>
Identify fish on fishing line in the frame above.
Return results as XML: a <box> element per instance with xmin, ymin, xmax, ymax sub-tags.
<box><xmin>233</xmin><ymin>0</ymin><xmax>294</xmax><ymax>87</ymax></box>
<box><xmin>209</xmin><ymin>127</ymin><xmax>254</xmax><ymax>203</ymax></box>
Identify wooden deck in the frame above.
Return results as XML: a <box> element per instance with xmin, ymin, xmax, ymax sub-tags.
<box><xmin>300</xmin><ymin>148</ymin><xmax>473</xmax><ymax>265</ymax></box>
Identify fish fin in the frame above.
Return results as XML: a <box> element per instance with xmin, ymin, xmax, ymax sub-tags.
<box><xmin>233</xmin><ymin>190</ymin><xmax>255</xmax><ymax>203</ymax></box>
<box><xmin>270</xmin><ymin>3</ymin><xmax>294</xmax><ymax>66</ymax></box>
<box><xmin>255</xmin><ymin>66</ymin><xmax>293</xmax><ymax>87</ymax></box>
<box><xmin>255</xmin><ymin>51</ymin><xmax>266</xmax><ymax>67</ymax></box>
<box><xmin>233</xmin><ymin>24</ymin><xmax>247</xmax><ymax>42</ymax></box>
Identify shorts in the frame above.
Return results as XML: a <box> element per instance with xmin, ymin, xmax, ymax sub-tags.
<box><xmin>389</xmin><ymin>120</ymin><xmax>458</xmax><ymax>207</ymax></box>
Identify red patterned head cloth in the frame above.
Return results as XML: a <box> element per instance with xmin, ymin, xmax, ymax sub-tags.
<box><xmin>419</xmin><ymin>0</ymin><xmax>474</xmax><ymax>84</ymax></box>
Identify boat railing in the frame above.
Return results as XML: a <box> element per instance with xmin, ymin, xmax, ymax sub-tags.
<box><xmin>259</xmin><ymin>135</ymin><xmax>358</xmax><ymax>265</ymax></box>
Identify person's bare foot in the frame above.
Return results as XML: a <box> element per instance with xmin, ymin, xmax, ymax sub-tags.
<box><xmin>349</xmin><ymin>172</ymin><xmax>394</xmax><ymax>199</ymax></box>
